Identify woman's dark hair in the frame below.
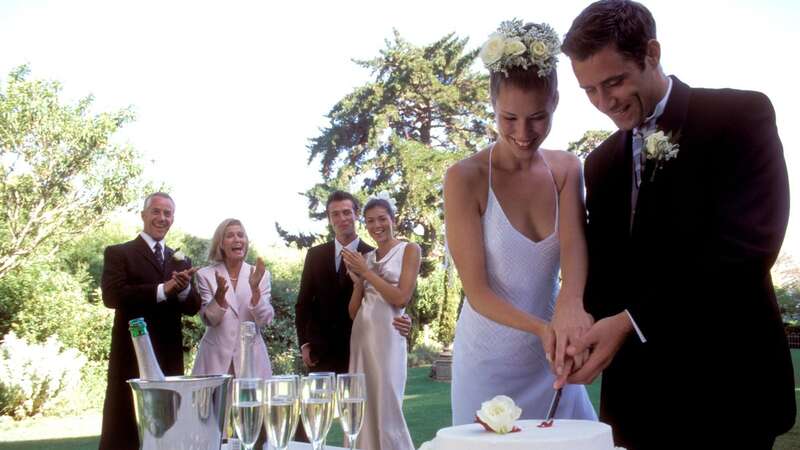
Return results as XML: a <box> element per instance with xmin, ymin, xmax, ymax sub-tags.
<box><xmin>562</xmin><ymin>0</ymin><xmax>656</xmax><ymax>69</ymax></box>
<box><xmin>363</xmin><ymin>198</ymin><xmax>395</xmax><ymax>222</ymax></box>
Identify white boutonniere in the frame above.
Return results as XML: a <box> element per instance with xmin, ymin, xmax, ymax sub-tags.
<box><xmin>172</xmin><ymin>249</ymin><xmax>186</xmax><ymax>262</ymax></box>
<box><xmin>474</xmin><ymin>395</ymin><xmax>522</xmax><ymax>434</ymax></box>
<box><xmin>643</xmin><ymin>130</ymin><xmax>680</xmax><ymax>181</ymax></box>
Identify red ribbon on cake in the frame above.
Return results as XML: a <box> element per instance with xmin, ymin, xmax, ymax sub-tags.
<box><xmin>474</xmin><ymin>416</ymin><xmax>521</xmax><ymax>433</ymax></box>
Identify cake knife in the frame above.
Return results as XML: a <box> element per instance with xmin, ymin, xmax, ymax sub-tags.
<box><xmin>539</xmin><ymin>387</ymin><xmax>562</xmax><ymax>427</ymax></box>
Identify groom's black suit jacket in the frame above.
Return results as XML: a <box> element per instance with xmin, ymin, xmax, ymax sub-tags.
<box><xmin>295</xmin><ymin>239</ymin><xmax>374</xmax><ymax>373</ymax></box>
<box><xmin>98</xmin><ymin>235</ymin><xmax>200</xmax><ymax>450</ymax></box>
<box><xmin>584</xmin><ymin>76</ymin><xmax>795</xmax><ymax>448</ymax></box>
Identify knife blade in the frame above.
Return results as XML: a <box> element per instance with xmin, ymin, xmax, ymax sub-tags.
<box><xmin>539</xmin><ymin>388</ymin><xmax>562</xmax><ymax>427</ymax></box>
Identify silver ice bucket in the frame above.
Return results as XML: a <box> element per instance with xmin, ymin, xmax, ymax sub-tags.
<box><xmin>128</xmin><ymin>375</ymin><xmax>232</xmax><ymax>450</ymax></box>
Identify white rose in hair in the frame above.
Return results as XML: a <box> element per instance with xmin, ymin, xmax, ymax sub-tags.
<box><xmin>530</xmin><ymin>40</ymin><xmax>548</xmax><ymax>59</ymax></box>
<box><xmin>375</xmin><ymin>191</ymin><xmax>397</xmax><ymax>212</ymax></box>
<box><xmin>479</xmin><ymin>33</ymin><xmax>506</xmax><ymax>66</ymax></box>
<box><xmin>476</xmin><ymin>395</ymin><xmax>522</xmax><ymax>434</ymax></box>
<box><xmin>503</xmin><ymin>38</ymin><xmax>526</xmax><ymax>57</ymax></box>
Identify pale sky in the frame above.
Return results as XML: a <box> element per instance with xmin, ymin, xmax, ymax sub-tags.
<box><xmin>1</xmin><ymin>0</ymin><xmax>798</xmax><ymax>256</ymax></box>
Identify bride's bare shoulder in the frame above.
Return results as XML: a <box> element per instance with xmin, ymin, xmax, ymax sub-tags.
<box><xmin>445</xmin><ymin>147</ymin><xmax>491</xmax><ymax>187</ymax></box>
<box><xmin>540</xmin><ymin>149</ymin><xmax>582</xmax><ymax>188</ymax></box>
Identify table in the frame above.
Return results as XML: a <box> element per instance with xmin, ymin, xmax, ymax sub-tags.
<box><xmin>220</xmin><ymin>442</ymin><xmax>347</xmax><ymax>450</ymax></box>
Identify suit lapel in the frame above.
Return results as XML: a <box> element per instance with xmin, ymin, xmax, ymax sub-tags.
<box><xmin>600</xmin><ymin>131</ymin><xmax>635</xmax><ymax>236</ymax></box>
<box><xmin>163</xmin><ymin>246</ymin><xmax>174</xmax><ymax>276</ymax></box>
<box><xmin>655</xmin><ymin>76</ymin><xmax>690</xmax><ymax>138</ymax></box>
<box><xmin>635</xmin><ymin>76</ymin><xmax>692</xmax><ymax>235</ymax></box>
<box><xmin>325</xmin><ymin>241</ymin><xmax>337</xmax><ymax>276</ymax></box>
<box><xmin>356</xmin><ymin>240</ymin><xmax>374</xmax><ymax>255</ymax></box>
<box><xmin>134</xmin><ymin>235</ymin><xmax>165</xmax><ymax>276</ymax></box>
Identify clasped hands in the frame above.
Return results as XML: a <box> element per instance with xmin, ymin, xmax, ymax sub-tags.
<box><xmin>545</xmin><ymin>299</ymin><xmax>633</xmax><ymax>389</ymax></box>
<box><xmin>341</xmin><ymin>248</ymin><xmax>412</xmax><ymax>336</ymax></box>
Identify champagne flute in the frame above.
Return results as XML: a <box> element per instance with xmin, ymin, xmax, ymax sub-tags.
<box><xmin>265</xmin><ymin>375</ymin><xmax>300</xmax><ymax>450</ymax></box>
<box><xmin>309</xmin><ymin>372</ymin><xmax>338</xmax><ymax>420</ymax></box>
<box><xmin>336</xmin><ymin>373</ymin><xmax>366</xmax><ymax>450</ymax></box>
<box><xmin>300</xmin><ymin>374</ymin><xmax>335</xmax><ymax>450</ymax></box>
<box><xmin>232</xmin><ymin>378</ymin><xmax>265</xmax><ymax>450</ymax></box>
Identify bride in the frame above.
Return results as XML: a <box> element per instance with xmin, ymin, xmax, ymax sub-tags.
<box><xmin>343</xmin><ymin>195</ymin><xmax>420</xmax><ymax>450</ymax></box>
<box><xmin>444</xmin><ymin>19</ymin><xmax>596</xmax><ymax>424</ymax></box>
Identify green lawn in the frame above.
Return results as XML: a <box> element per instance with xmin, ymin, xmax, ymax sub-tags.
<box><xmin>1</xmin><ymin>352</ymin><xmax>798</xmax><ymax>449</ymax></box>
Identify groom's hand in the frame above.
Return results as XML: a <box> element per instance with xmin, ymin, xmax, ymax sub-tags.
<box><xmin>549</xmin><ymin>297</ymin><xmax>594</xmax><ymax>381</ymax></box>
<box><xmin>301</xmin><ymin>344</ymin><xmax>317</xmax><ymax>368</ymax></box>
<box><xmin>392</xmin><ymin>314</ymin><xmax>412</xmax><ymax>338</ymax></box>
<box><xmin>561</xmin><ymin>312</ymin><xmax>633</xmax><ymax>387</ymax></box>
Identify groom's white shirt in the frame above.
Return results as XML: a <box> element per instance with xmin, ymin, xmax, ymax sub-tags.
<box><xmin>625</xmin><ymin>77</ymin><xmax>673</xmax><ymax>344</ymax></box>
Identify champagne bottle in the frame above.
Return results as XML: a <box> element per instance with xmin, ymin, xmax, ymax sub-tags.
<box><xmin>129</xmin><ymin>317</ymin><xmax>165</xmax><ymax>381</ymax></box>
<box><xmin>239</xmin><ymin>321</ymin><xmax>257</xmax><ymax>378</ymax></box>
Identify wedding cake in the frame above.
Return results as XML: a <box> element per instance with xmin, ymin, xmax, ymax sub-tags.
<box><xmin>419</xmin><ymin>396</ymin><xmax>621</xmax><ymax>450</ymax></box>
<box><xmin>424</xmin><ymin>419</ymin><xmax>618</xmax><ymax>450</ymax></box>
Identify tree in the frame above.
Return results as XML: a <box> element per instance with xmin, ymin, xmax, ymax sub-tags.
<box><xmin>277</xmin><ymin>31</ymin><xmax>493</xmax><ymax>346</ymax></box>
<box><xmin>279</xmin><ymin>30</ymin><xmax>492</xmax><ymax>272</ymax></box>
<box><xmin>566</xmin><ymin>129</ymin><xmax>612</xmax><ymax>160</ymax></box>
<box><xmin>0</xmin><ymin>66</ymin><xmax>150</xmax><ymax>279</ymax></box>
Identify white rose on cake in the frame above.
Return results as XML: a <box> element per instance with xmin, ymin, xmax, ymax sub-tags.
<box><xmin>475</xmin><ymin>395</ymin><xmax>522</xmax><ymax>434</ymax></box>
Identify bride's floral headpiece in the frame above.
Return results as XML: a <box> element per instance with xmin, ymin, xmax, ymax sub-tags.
<box><xmin>479</xmin><ymin>18</ymin><xmax>561</xmax><ymax>78</ymax></box>
<box><xmin>373</xmin><ymin>191</ymin><xmax>397</xmax><ymax>214</ymax></box>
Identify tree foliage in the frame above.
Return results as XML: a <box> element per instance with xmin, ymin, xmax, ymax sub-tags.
<box><xmin>278</xmin><ymin>31</ymin><xmax>492</xmax><ymax>275</ymax></box>
<box><xmin>277</xmin><ymin>31</ymin><xmax>493</xmax><ymax>345</ymax></box>
<box><xmin>0</xmin><ymin>65</ymin><xmax>150</xmax><ymax>279</ymax></box>
<box><xmin>566</xmin><ymin>129</ymin><xmax>612</xmax><ymax>160</ymax></box>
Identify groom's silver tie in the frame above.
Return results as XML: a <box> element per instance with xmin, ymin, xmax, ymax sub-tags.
<box><xmin>630</xmin><ymin>130</ymin><xmax>646</xmax><ymax>230</ymax></box>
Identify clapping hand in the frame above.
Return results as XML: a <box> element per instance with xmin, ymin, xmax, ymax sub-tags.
<box><xmin>165</xmin><ymin>267</ymin><xmax>198</xmax><ymax>295</ymax></box>
<box><xmin>248</xmin><ymin>257</ymin><xmax>266</xmax><ymax>306</ymax></box>
<box><xmin>214</xmin><ymin>271</ymin><xmax>229</xmax><ymax>309</ymax></box>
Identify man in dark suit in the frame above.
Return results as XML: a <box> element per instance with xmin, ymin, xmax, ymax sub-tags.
<box><xmin>558</xmin><ymin>1</ymin><xmax>795</xmax><ymax>449</ymax></box>
<box><xmin>99</xmin><ymin>192</ymin><xmax>200</xmax><ymax>450</ymax></box>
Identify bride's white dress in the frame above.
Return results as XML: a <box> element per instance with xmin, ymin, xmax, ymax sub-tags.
<box><xmin>349</xmin><ymin>241</ymin><xmax>414</xmax><ymax>450</ymax></box>
<box><xmin>451</xmin><ymin>147</ymin><xmax>597</xmax><ymax>425</ymax></box>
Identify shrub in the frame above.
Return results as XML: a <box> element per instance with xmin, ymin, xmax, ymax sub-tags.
<box><xmin>263</xmin><ymin>249</ymin><xmax>304</xmax><ymax>374</ymax></box>
<box><xmin>408</xmin><ymin>325</ymin><xmax>444</xmax><ymax>367</ymax></box>
<box><xmin>0</xmin><ymin>332</ymin><xmax>86</xmax><ymax>419</ymax></box>
<box><xmin>4</xmin><ymin>264</ymin><xmax>113</xmax><ymax>363</ymax></box>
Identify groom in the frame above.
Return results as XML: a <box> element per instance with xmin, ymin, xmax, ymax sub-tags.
<box><xmin>560</xmin><ymin>1</ymin><xmax>795</xmax><ymax>448</ymax></box>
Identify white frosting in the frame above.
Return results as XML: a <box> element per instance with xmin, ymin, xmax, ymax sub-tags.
<box><xmin>431</xmin><ymin>419</ymin><xmax>616</xmax><ymax>450</ymax></box>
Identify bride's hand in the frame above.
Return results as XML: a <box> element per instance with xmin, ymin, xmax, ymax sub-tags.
<box><xmin>341</xmin><ymin>249</ymin><xmax>368</xmax><ymax>277</ymax></box>
<box><xmin>346</xmin><ymin>264</ymin><xmax>362</xmax><ymax>284</ymax></box>
<box><xmin>550</xmin><ymin>295</ymin><xmax>594</xmax><ymax>377</ymax></box>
